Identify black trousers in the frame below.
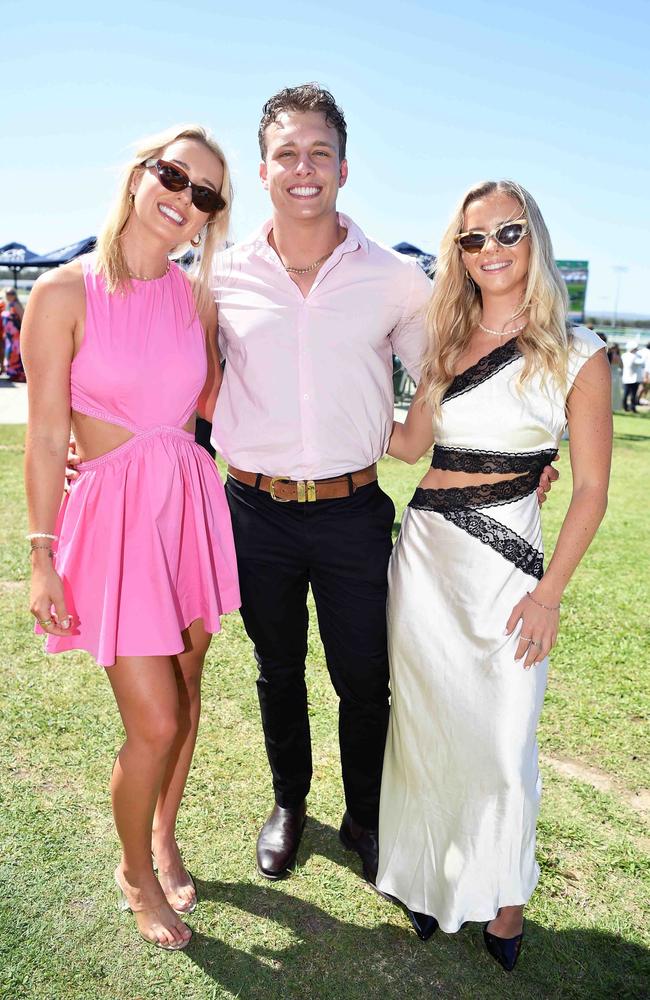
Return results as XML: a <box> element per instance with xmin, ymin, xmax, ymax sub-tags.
<box><xmin>226</xmin><ymin>476</ymin><xmax>395</xmax><ymax>829</ymax></box>
<box><xmin>623</xmin><ymin>382</ymin><xmax>639</xmax><ymax>411</ymax></box>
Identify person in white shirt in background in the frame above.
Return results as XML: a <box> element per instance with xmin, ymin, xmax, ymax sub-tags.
<box><xmin>637</xmin><ymin>341</ymin><xmax>650</xmax><ymax>405</ymax></box>
<box><xmin>621</xmin><ymin>341</ymin><xmax>645</xmax><ymax>412</ymax></box>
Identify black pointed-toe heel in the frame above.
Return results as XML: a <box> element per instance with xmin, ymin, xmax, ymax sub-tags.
<box><xmin>405</xmin><ymin>908</ymin><xmax>438</xmax><ymax>941</ymax></box>
<box><xmin>483</xmin><ymin>921</ymin><xmax>524</xmax><ymax>972</ymax></box>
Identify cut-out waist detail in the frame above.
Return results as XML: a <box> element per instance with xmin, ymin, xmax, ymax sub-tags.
<box><xmin>71</xmin><ymin>400</ymin><xmax>141</xmax><ymax>435</ymax></box>
<box><xmin>76</xmin><ymin>425</ymin><xmax>195</xmax><ymax>471</ymax></box>
<box><xmin>409</xmin><ymin>468</ymin><xmax>541</xmax><ymax>512</ymax></box>
<box><xmin>419</xmin><ymin>468</ymin><xmax>525</xmax><ymax>491</ymax></box>
<box><xmin>71</xmin><ymin>398</ymin><xmax>196</xmax><ymax>434</ymax></box>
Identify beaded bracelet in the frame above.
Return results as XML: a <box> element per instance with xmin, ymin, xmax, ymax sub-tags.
<box><xmin>526</xmin><ymin>591</ymin><xmax>561</xmax><ymax>611</ymax></box>
<box><xmin>26</xmin><ymin>532</ymin><xmax>58</xmax><ymax>541</ymax></box>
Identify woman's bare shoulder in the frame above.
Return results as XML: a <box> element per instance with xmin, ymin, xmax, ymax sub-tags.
<box><xmin>28</xmin><ymin>260</ymin><xmax>85</xmax><ymax>311</ymax></box>
<box><xmin>23</xmin><ymin>262</ymin><xmax>88</xmax><ymax>351</ymax></box>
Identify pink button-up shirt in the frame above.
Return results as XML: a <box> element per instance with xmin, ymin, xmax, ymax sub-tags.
<box><xmin>211</xmin><ymin>214</ymin><xmax>431</xmax><ymax>479</ymax></box>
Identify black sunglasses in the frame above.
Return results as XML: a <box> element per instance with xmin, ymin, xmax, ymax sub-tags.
<box><xmin>144</xmin><ymin>158</ymin><xmax>226</xmax><ymax>215</ymax></box>
<box><xmin>454</xmin><ymin>219</ymin><xmax>529</xmax><ymax>255</ymax></box>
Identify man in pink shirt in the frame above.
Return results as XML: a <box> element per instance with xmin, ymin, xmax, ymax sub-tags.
<box><xmin>211</xmin><ymin>84</ymin><xmax>430</xmax><ymax>885</ymax></box>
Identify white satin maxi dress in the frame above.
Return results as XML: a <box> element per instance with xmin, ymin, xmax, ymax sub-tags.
<box><xmin>376</xmin><ymin>327</ymin><xmax>605</xmax><ymax>933</ymax></box>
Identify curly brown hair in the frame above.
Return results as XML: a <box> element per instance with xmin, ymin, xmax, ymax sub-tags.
<box><xmin>258</xmin><ymin>83</ymin><xmax>347</xmax><ymax>160</ymax></box>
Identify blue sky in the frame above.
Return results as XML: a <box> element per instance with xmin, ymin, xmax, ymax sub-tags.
<box><xmin>5</xmin><ymin>0</ymin><xmax>649</xmax><ymax>314</ymax></box>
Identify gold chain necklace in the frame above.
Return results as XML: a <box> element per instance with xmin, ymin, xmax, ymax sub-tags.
<box><xmin>128</xmin><ymin>259</ymin><xmax>171</xmax><ymax>281</ymax></box>
<box><xmin>283</xmin><ymin>253</ymin><xmax>331</xmax><ymax>275</ymax></box>
<box><xmin>478</xmin><ymin>319</ymin><xmax>528</xmax><ymax>337</ymax></box>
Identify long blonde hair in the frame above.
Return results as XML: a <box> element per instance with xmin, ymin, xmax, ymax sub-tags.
<box><xmin>94</xmin><ymin>124</ymin><xmax>232</xmax><ymax>316</ymax></box>
<box><xmin>421</xmin><ymin>180</ymin><xmax>569</xmax><ymax>419</ymax></box>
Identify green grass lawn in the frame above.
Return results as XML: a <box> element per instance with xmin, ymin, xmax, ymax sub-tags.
<box><xmin>0</xmin><ymin>414</ymin><xmax>648</xmax><ymax>1000</ymax></box>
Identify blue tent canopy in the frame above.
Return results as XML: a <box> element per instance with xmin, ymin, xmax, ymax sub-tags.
<box><xmin>28</xmin><ymin>236</ymin><xmax>96</xmax><ymax>267</ymax></box>
<box><xmin>0</xmin><ymin>241</ymin><xmax>39</xmax><ymax>264</ymax></box>
<box><xmin>392</xmin><ymin>241</ymin><xmax>436</xmax><ymax>277</ymax></box>
<box><xmin>0</xmin><ymin>243</ymin><xmax>40</xmax><ymax>285</ymax></box>
<box><xmin>0</xmin><ymin>237</ymin><xmax>96</xmax><ymax>285</ymax></box>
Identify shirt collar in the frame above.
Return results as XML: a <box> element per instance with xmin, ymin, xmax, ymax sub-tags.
<box><xmin>242</xmin><ymin>212</ymin><xmax>370</xmax><ymax>257</ymax></box>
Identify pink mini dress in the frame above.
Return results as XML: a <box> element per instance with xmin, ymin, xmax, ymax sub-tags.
<box><xmin>37</xmin><ymin>255</ymin><xmax>240</xmax><ymax>667</ymax></box>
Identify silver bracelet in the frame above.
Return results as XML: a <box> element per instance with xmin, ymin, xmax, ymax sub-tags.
<box><xmin>526</xmin><ymin>591</ymin><xmax>561</xmax><ymax>611</ymax></box>
<box><xmin>26</xmin><ymin>532</ymin><xmax>58</xmax><ymax>541</ymax></box>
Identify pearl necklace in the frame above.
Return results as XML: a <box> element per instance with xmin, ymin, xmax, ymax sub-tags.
<box><xmin>128</xmin><ymin>259</ymin><xmax>170</xmax><ymax>282</ymax></box>
<box><xmin>478</xmin><ymin>319</ymin><xmax>528</xmax><ymax>338</ymax></box>
<box><xmin>283</xmin><ymin>253</ymin><xmax>331</xmax><ymax>275</ymax></box>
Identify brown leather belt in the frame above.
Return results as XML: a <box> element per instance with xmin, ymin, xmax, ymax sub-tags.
<box><xmin>227</xmin><ymin>464</ymin><xmax>377</xmax><ymax>502</ymax></box>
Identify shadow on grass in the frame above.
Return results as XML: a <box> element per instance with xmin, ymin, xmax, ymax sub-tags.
<box><xmin>182</xmin><ymin>822</ymin><xmax>650</xmax><ymax>1000</ymax></box>
<box><xmin>613</xmin><ymin>432</ymin><xmax>650</xmax><ymax>443</ymax></box>
<box><xmin>186</xmin><ymin>881</ymin><xmax>650</xmax><ymax>1000</ymax></box>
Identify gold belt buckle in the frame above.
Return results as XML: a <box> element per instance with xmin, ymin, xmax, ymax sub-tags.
<box><xmin>269</xmin><ymin>476</ymin><xmax>292</xmax><ymax>502</ymax></box>
<box><xmin>269</xmin><ymin>477</ymin><xmax>317</xmax><ymax>502</ymax></box>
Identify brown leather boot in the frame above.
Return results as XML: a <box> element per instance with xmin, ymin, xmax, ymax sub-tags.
<box><xmin>256</xmin><ymin>802</ymin><xmax>307</xmax><ymax>880</ymax></box>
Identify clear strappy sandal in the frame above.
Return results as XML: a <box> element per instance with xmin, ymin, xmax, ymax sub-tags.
<box><xmin>115</xmin><ymin>870</ymin><xmax>192</xmax><ymax>951</ymax></box>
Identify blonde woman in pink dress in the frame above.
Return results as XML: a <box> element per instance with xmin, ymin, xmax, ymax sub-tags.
<box><xmin>22</xmin><ymin>126</ymin><xmax>240</xmax><ymax>950</ymax></box>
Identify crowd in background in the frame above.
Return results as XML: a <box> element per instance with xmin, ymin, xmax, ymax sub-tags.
<box><xmin>0</xmin><ymin>287</ymin><xmax>25</xmax><ymax>382</ymax></box>
<box><xmin>607</xmin><ymin>338</ymin><xmax>650</xmax><ymax>412</ymax></box>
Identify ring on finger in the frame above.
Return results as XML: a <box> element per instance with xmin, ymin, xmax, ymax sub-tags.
<box><xmin>38</xmin><ymin>618</ymin><xmax>53</xmax><ymax>627</ymax></box>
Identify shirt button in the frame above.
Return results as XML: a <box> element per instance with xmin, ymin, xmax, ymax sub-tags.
<box><xmin>303</xmin><ymin>394</ymin><xmax>309</xmax><ymax>400</ymax></box>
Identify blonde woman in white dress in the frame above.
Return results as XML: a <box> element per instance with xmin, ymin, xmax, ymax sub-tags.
<box><xmin>376</xmin><ymin>181</ymin><xmax>612</xmax><ymax>971</ymax></box>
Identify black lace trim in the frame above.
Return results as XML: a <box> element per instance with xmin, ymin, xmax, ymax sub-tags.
<box><xmin>409</xmin><ymin>468</ymin><xmax>539</xmax><ymax>512</ymax></box>
<box><xmin>408</xmin><ymin>473</ymin><xmax>543</xmax><ymax>579</ymax></box>
<box><xmin>440</xmin><ymin>508</ymin><xmax>544</xmax><ymax>580</ymax></box>
<box><xmin>431</xmin><ymin>445</ymin><xmax>557</xmax><ymax>475</ymax></box>
<box><xmin>443</xmin><ymin>338</ymin><xmax>522</xmax><ymax>403</ymax></box>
